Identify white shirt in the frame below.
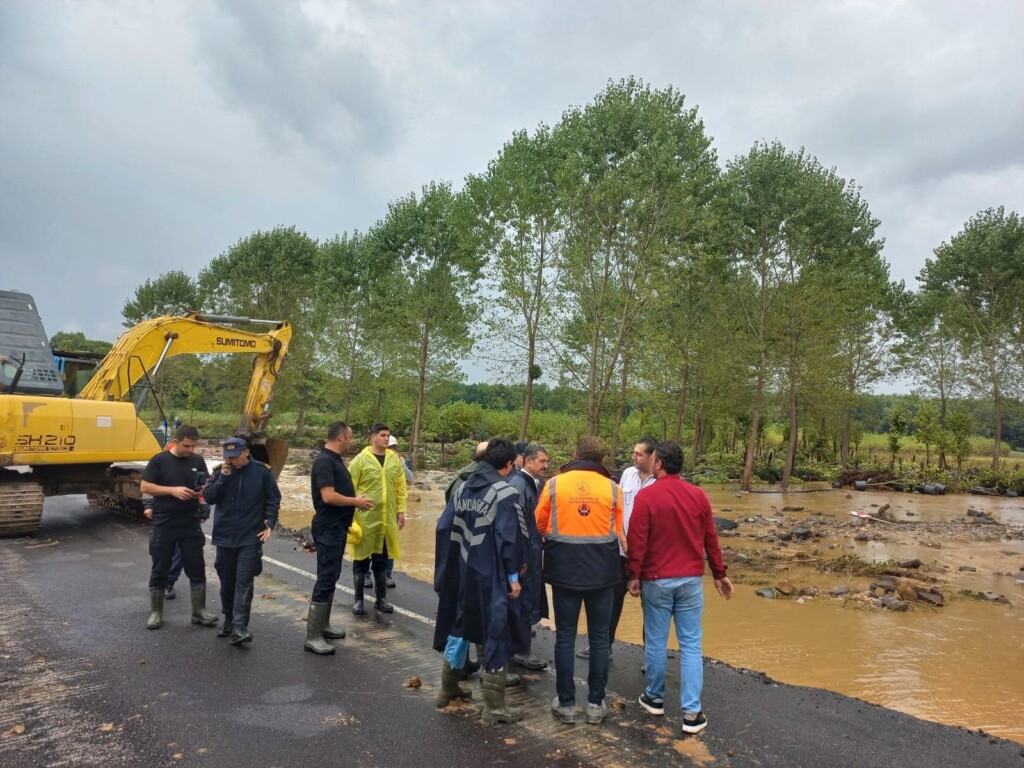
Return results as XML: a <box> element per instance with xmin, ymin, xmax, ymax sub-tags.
<box><xmin>618</xmin><ymin>465</ymin><xmax>655</xmax><ymax>555</ymax></box>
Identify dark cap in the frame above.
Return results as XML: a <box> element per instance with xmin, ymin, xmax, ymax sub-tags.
<box><xmin>222</xmin><ymin>437</ymin><xmax>248</xmax><ymax>457</ymax></box>
<box><xmin>514</xmin><ymin>441</ymin><xmax>529</xmax><ymax>456</ymax></box>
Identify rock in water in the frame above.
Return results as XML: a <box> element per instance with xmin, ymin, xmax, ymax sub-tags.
<box><xmin>917</xmin><ymin>589</ymin><xmax>944</xmax><ymax>607</ymax></box>
<box><xmin>896</xmin><ymin>578</ymin><xmax>919</xmax><ymax>602</ymax></box>
<box><xmin>898</xmin><ymin>559</ymin><xmax>922</xmax><ymax>569</ymax></box>
<box><xmin>776</xmin><ymin>581</ymin><xmax>796</xmax><ymax>596</ymax></box>
<box><xmin>755</xmin><ymin>588</ymin><xmax>776</xmax><ymax>599</ymax></box>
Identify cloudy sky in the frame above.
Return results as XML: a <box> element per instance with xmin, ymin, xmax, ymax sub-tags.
<box><xmin>2</xmin><ymin>1</ymin><xmax>1022</xmax><ymax>379</ymax></box>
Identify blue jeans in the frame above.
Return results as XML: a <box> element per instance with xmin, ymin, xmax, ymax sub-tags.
<box><xmin>552</xmin><ymin>585</ymin><xmax>613</xmax><ymax>706</ymax></box>
<box><xmin>642</xmin><ymin>576</ymin><xmax>704</xmax><ymax>714</ymax></box>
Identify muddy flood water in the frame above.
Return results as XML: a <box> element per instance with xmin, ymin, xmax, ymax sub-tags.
<box><xmin>276</xmin><ymin>465</ymin><xmax>1024</xmax><ymax>743</ymax></box>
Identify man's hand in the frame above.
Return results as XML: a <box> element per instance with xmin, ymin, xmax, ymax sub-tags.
<box><xmin>353</xmin><ymin>495</ymin><xmax>374</xmax><ymax>511</ymax></box>
<box><xmin>508</xmin><ymin>581</ymin><xmax>521</xmax><ymax>599</ymax></box>
<box><xmin>170</xmin><ymin>486</ymin><xmax>197</xmax><ymax>501</ymax></box>
<box><xmin>398</xmin><ymin>512</ymin><xmax>406</xmax><ymax>530</ymax></box>
<box><xmin>258</xmin><ymin>525</ymin><xmax>272</xmax><ymax>543</ymax></box>
<box><xmin>714</xmin><ymin>577</ymin><xmax>734</xmax><ymax>599</ymax></box>
<box><xmin>220</xmin><ymin>463</ymin><xmax>232</xmax><ymax>476</ymax></box>
<box><xmin>627</xmin><ymin>578</ymin><xmax>641</xmax><ymax>597</ymax></box>
<box><xmin>143</xmin><ymin>509</ymin><xmax>153</xmax><ymax>520</ymax></box>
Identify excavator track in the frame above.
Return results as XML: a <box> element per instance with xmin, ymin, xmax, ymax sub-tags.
<box><xmin>86</xmin><ymin>468</ymin><xmax>146</xmax><ymax>521</ymax></box>
<box><xmin>0</xmin><ymin>482</ymin><xmax>45</xmax><ymax>536</ymax></box>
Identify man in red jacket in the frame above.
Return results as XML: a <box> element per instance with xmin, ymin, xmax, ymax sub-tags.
<box><xmin>626</xmin><ymin>441</ymin><xmax>733</xmax><ymax>736</ymax></box>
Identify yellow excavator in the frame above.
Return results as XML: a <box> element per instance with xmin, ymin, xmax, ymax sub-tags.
<box><xmin>0</xmin><ymin>290</ymin><xmax>291</xmax><ymax>536</ymax></box>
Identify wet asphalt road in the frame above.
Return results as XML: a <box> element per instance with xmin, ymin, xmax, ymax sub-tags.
<box><xmin>0</xmin><ymin>497</ymin><xmax>1021</xmax><ymax>768</ymax></box>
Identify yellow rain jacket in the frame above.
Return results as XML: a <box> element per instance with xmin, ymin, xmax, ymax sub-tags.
<box><xmin>349</xmin><ymin>446</ymin><xmax>407</xmax><ymax>561</ymax></box>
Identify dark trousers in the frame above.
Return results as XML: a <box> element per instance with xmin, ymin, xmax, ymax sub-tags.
<box><xmin>608</xmin><ymin>556</ymin><xmax>633</xmax><ymax>645</ymax></box>
<box><xmin>214</xmin><ymin>544</ymin><xmax>262</xmax><ymax>630</ymax></box>
<box><xmin>167</xmin><ymin>545</ymin><xmax>184</xmax><ymax>586</ymax></box>
<box><xmin>553</xmin><ymin>585</ymin><xmax>614</xmax><ymax>706</ymax></box>
<box><xmin>311</xmin><ymin>536</ymin><xmax>344</xmax><ymax>604</ymax></box>
<box><xmin>149</xmin><ymin>524</ymin><xmax>206</xmax><ymax>592</ymax></box>
<box><xmin>353</xmin><ymin>541</ymin><xmax>389</xmax><ymax>579</ymax></box>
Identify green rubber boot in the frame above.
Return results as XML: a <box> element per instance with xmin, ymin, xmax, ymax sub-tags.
<box><xmin>321</xmin><ymin>601</ymin><xmax>346</xmax><ymax>640</ymax></box>
<box><xmin>480</xmin><ymin>667</ymin><xmax>522</xmax><ymax>724</ymax></box>
<box><xmin>146</xmin><ymin>591</ymin><xmax>164</xmax><ymax>630</ymax></box>
<box><xmin>436</xmin><ymin>660</ymin><xmax>473</xmax><ymax>708</ymax></box>
<box><xmin>189</xmin><ymin>587</ymin><xmax>218</xmax><ymax>626</ymax></box>
<box><xmin>303</xmin><ymin>602</ymin><xmax>336</xmax><ymax>655</ymax></box>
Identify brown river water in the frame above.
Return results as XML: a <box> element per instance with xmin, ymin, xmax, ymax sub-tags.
<box><xmin>276</xmin><ymin>468</ymin><xmax>1024</xmax><ymax>743</ymax></box>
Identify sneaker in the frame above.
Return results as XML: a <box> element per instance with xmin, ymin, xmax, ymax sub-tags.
<box><xmin>682</xmin><ymin>711</ymin><xmax>708</xmax><ymax>734</ymax></box>
<box><xmin>230</xmin><ymin>628</ymin><xmax>253</xmax><ymax>645</ymax></box>
<box><xmin>584</xmin><ymin>700</ymin><xmax>608</xmax><ymax>725</ymax></box>
<box><xmin>551</xmin><ymin>695</ymin><xmax>576</xmax><ymax>724</ymax></box>
<box><xmin>638</xmin><ymin>692</ymin><xmax>665</xmax><ymax>716</ymax></box>
<box><xmin>575</xmin><ymin>643</ymin><xmax>590</xmax><ymax>659</ymax></box>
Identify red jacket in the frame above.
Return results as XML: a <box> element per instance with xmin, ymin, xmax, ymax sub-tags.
<box><xmin>625</xmin><ymin>474</ymin><xmax>727</xmax><ymax>581</ymax></box>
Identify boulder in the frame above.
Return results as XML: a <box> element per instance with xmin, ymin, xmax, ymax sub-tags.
<box><xmin>898</xmin><ymin>559</ymin><xmax>922</xmax><ymax>569</ymax></box>
<box><xmin>792</xmin><ymin>526</ymin><xmax>812</xmax><ymax>540</ymax></box>
<box><xmin>782</xmin><ymin>506</ymin><xmax>804</xmax><ymax>512</ymax></box>
<box><xmin>958</xmin><ymin>565</ymin><xmax>977</xmax><ymax>572</ymax></box>
<box><xmin>917</xmin><ymin>589</ymin><xmax>944</xmax><ymax>607</ymax></box>
<box><xmin>776</xmin><ymin>580</ymin><xmax>796</xmax><ymax>596</ymax></box>
<box><xmin>799</xmin><ymin>586</ymin><xmax>819</xmax><ymax>597</ymax></box>
<box><xmin>896</xmin><ymin>578</ymin><xmax>919</xmax><ymax>602</ymax></box>
<box><xmin>829</xmin><ymin>585</ymin><xmax>850</xmax><ymax>596</ymax></box>
<box><xmin>714</xmin><ymin>517</ymin><xmax>739</xmax><ymax>531</ymax></box>
<box><xmin>755</xmin><ymin>588</ymin><xmax>776</xmax><ymax>599</ymax></box>
<box><xmin>875</xmin><ymin>576</ymin><xmax>898</xmax><ymax>592</ymax></box>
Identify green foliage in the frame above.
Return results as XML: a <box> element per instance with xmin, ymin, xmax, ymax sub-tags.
<box><xmin>121</xmin><ymin>270</ymin><xmax>200</xmax><ymax>326</ymax></box>
<box><xmin>49</xmin><ymin>331</ymin><xmax>112</xmax><ymax>355</ymax></box>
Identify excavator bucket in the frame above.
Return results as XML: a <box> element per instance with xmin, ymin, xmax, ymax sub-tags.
<box><xmin>262</xmin><ymin>437</ymin><xmax>290</xmax><ymax>479</ymax></box>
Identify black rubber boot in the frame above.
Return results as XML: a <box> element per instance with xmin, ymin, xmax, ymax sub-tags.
<box><xmin>436</xmin><ymin>660</ymin><xmax>473</xmax><ymax>708</ymax></box>
<box><xmin>190</xmin><ymin>587</ymin><xmax>218</xmax><ymax>626</ymax></box>
<box><xmin>303</xmin><ymin>602</ymin><xmax>335</xmax><ymax>655</ymax></box>
<box><xmin>217</xmin><ymin>612</ymin><xmax>233</xmax><ymax>638</ymax></box>
<box><xmin>373</xmin><ymin>571</ymin><xmax>394</xmax><ymax>613</ymax></box>
<box><xmin>352</xmin><ymin>573</ymin><xmax>366</xmax><ymax>616</ymax></box>
<box><xmin>481</xmin><ymin>668</ymin><xmax>523</xmax><ymax>724</ymax></box>
<box><xmin>321</xmin><ymin>600</ymin><xmax>346</xmax><ymax>639</ymax></box>
<box><xmin>146</xmin><ymin>591</ymin><xmax>164</xmax><ymax>630</ymax></box>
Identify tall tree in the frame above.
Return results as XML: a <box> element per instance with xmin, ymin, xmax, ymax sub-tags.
<box><xmin>365</xmin><ymin>182</ymin><xmax>485</xmax><ymax>466</ymax></box>
<box><xmin>918</xmin><ymin>207</ymin><xmax>1024</xmax><ymax>468</ymax></box>
<box><xmin>554</xmin><ymin>77</ymin><xmax>719</xmax><ymax>437</ymax></box>
<box><xmin>466</xmin><ymin>126</ymin><xmax>563</xmax><ymax>440</ymax></box>
<box><xmin>199</xmin><ymin>226</ymin><xmax>318</xmax><ymax>436</ymax></box>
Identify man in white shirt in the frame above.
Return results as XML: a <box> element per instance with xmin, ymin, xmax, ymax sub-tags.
<box><xmin>577</xmin><ymin>437</ymin><xmax>657</xmax><ymax>660</ymax></box>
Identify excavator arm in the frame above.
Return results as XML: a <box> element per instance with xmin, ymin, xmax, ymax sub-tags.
<box><xmin>76</xmin><ymin>312</ymin><xmax>291</xmax><ymax>471</ymax></box>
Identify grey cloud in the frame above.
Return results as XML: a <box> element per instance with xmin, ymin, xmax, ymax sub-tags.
<box><xmin>190</xmin><ymin>0</ymin><xmax>403</xmax><ymax>160</ymax></box>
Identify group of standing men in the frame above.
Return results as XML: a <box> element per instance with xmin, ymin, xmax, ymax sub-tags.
<box><xmin>433</xmin><ymin>433</ymin><xmax>733</xmax><ymax>735</ymax></box>
<box><xmin>140</xmin><ymin>422</ymin><xmax>734</xmax><ymax>737</ymax></box>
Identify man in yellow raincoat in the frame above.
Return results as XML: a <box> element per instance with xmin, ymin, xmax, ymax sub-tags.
<box><xmin>349</xmin><ymin>423</ymin><xmax>407</xmax><ymax>615</ymax></box>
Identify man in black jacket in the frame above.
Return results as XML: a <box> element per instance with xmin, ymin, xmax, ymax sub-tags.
<box><xmin>203</xmin><ymin>437</ymin><xmax>281</xmax><ymax>645</ymax></box>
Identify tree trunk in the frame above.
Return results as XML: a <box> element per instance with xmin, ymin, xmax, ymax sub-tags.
<box><xmin>609</xmin><ymin>352</ymin><xmax>631</xmax><ymax>472</ymax></box>
<box><xmin>992</xmin><ymin>378</ymin><xmax>1002</xmax><ymax>469</ymax></box>
<box><xmin>841</xmin><ymin>408</ymin><xmax>852</xmax><ymax>468</ymax></box>
<box><xmin>294</xmin><ymin>389</ymin><xmax>307</xmax><ymax>440</ymax></box>
<box><xmin>519</xmin><ymin>338</ymin><xmax>536</xmax><ymax>442</ymax></box>
<box><xmin>692</xmin><ymin>414</ymin><xmax>704</xmax><ymax>467</ymax></box>
<box><xmin>673</xmin><ymin>363</ymin><xmax>689</xmax><ymax>441</ymax></box>
<box><xmin>411</xmin><ymin>325</ymin><xmax>430</xmax><ymax>470</ymax></box>
<box><xmin>781</xmin><ymin>375</ymin><xmax>798</xmax><ymax>489</ymax></box>
<box><xmin>742</xmin><ymin>353</ymin><xmax>767</xmax><ymax>491</ymax></box>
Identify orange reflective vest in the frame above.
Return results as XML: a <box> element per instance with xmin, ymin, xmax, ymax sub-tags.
<box><xmin>535</xmin><ymin>467</ymin><xmax>624</xmax><ymax>590</ymax></box>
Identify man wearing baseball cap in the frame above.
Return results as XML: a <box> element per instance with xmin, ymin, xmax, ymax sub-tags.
<box><xmin>203</xmin><ymin>436</ymin><xmax>282</xmax><ymax>645</ymax></box>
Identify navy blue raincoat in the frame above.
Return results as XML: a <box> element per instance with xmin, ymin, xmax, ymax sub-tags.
<box><xmin>433</xmin><ymin>463</ymin><xmax>529</xmax><ymax>671</ymax></box>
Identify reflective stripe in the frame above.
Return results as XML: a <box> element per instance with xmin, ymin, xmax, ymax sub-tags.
<box><xmin>549</xmin><ymin>477</ymin><xmax>559</xmax><ymax>537</ymax></box>
<box><xmin>546</xmin><ymin>533</ymin><xmax>617</xmax><ymax>544</ymax></box>
<box><xmin>609</xmin><ymin>478</ymin><xmax>617</xmax><ymax>530</ymax></box>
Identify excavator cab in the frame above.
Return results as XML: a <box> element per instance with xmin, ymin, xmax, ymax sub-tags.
<box><xmin>0</xmin><ymin>290</ymin><xmax>66</xmax><ymax>397</ymax></box>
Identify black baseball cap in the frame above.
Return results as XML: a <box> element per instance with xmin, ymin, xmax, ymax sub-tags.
<box><xmin>514</xmin><ymin>441</ymin><xmax>529</xmax><ymax>456</ymax></box>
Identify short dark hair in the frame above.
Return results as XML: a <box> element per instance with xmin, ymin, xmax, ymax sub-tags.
<box><xmin>482</xmin><ymin>438</ymin><xmax>516</xmax><ymax>470</ymax></box>
<box><xmin>524</xmin><ymin>443</ymin><xmax>548</xmax><ymax>460</ymax></box>
<box><xmin>635</xmin><ymin>436</ymin><xmax>657</xmax><ymax>455</ymax></box>
<box><xmin>575</xmin><ymin>435</ymin><xmax>606</xmax><ymax>463</ymax></box>
<box><xmin>327</xmin><ymin>421</ymin><xmax>351</xmax><ymax>441</ymax></box>
<box><xmin>174</xmin><ymin>424</ymin><xmax>199</xmax><ymax>442</ymax></box>
<box><xmin>654</xmin><ymin>441</ymin><xmax>684</xmax><ymax>475</ymax></box>
<box><xmin>370</xmin><ymin>423</ymin><xmax>390</xmax><ymax>435</ymax></box>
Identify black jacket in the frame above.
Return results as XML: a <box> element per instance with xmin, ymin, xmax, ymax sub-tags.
<box><xmin>205</xmin><ymin>461</ymin><xmax>281</xmax><ymax>548</ymax></box>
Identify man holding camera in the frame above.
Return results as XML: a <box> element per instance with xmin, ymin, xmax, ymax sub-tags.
<box><xmin>203</xmin><ymin>436</ymin><xmax>281</xmax><ymax>645</ymax></box>
<box><xmin>140</xmin><ymin>424</ymin><xmax>218</xmax><ymax>630</ymax></box>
